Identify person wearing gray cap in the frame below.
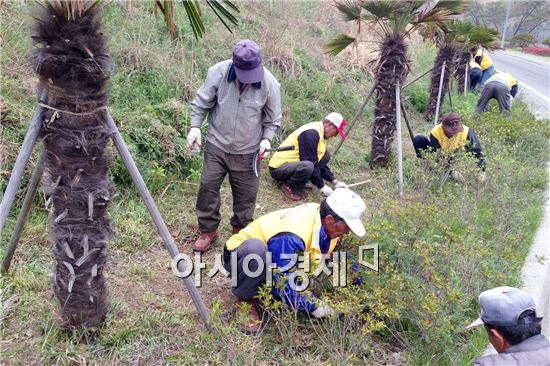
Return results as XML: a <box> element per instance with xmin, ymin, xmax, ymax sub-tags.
<box><xmin>187</xmin><ymin>40</ymin><xmax>282</xmax><ymax>252</ymax></box>
<box><xmin>467</xmin><ymin>286</ymin><xmax>550</xmax><ymax>365</ymax></box>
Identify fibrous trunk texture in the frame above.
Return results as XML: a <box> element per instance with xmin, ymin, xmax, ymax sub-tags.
<box><xmin>369</xmin><ymin>35</ymin><xmax>410</xmax><ymax>169</ymax></box>
<box><xmin>454</xmin><ymin>50</ymin><xmax>470</xmax><ymax>92</ymax></box>
<box><xmin>30</xmin><ymin>3</ymin><xmax>113</xmax><ymax>328</ymax></box>
<box><xmin>425</xmin><ymin>44</ymin><xmax>456</xmax><ymax>121</ymax></box>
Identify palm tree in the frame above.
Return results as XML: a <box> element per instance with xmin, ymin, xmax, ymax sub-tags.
<box><xmin>454</xmin><ymin>25</ymin><xmax>499</xmax><ymax>91</ymax></box>
<box><xmin>154</xmin><ymin>0</ymin><xmax>240</xmax><ymax>40</ymax></box>
<box><xmin>325</xmin><ymin>0</ymin><xmax>466</xmax><ymax>168</ymax></box>
<box><xmin>31</xmin><ymin>0</ymin><xmax>113</xmax><ymax>328</ymax></box>
<box><xmin>424</xmin><ymin>21</ymin><xmax>461</xmax><ymax>121</ymax></box>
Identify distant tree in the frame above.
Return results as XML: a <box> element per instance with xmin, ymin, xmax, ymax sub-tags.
<box><xmin>543</xmin><ymin>38</ymin><xmax>550</xmax><ymax>47</ymax></box>
<box><xmin>511</xmin><ymin>33</ymin><xmax>538</xmax><ymax>48</ymax></box>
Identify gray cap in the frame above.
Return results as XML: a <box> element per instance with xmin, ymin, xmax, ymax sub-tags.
<box><xmin>466</xmin><ymin>286</ymin><xmax>540</xmax><ymax>329</ymax></box>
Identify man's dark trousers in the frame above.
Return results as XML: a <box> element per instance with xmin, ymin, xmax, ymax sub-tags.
<box><xmin>475</xmin><ymin>81</ymin><xmax>511</xmax><ymax>115</ymax></box>
<box><xmin>196</xmin><ymin>142</ymin><xmax>259</xmax><ymax>232</ymax></box>
<box><xmin>270</xmin><ymin>152</ymin><xmax>331</xmax><ymax>190</ymax></box>
<box><xmin>223</xmin><ymin>239</ymin><xmax>267</xmax><ymax>299</ymax></box>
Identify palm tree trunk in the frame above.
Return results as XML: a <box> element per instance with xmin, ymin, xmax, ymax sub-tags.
<box><xmin>454</xmin><ymin>50</ymin><xmax>470</xmax><ymax>92</ymax></box>
<box><xmin>370</xmin><ymin>35</ymin><xmax>410</xmax><ymax>169</ymax></box>
<box><xmin>31</xmin><ymin>3</ymin><xmax>112</xmax><ymax>328</ymax></box>
<box><xmin>425</xmin><ymin>45</ymin><xmax>456</xmax><ymax>121</ymax></box>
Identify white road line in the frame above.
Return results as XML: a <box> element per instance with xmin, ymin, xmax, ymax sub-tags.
<box><xmin>519</xmin><ymin>81</ymin><xmax>550</xmax><ymax>105</ymax></box>
<box><xmin>495</xmin><ymin>52</ymin><xmax>550</xmax><ymax>70</ymax></box>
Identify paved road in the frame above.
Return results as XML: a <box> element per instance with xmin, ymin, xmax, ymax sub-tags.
<box><xmin>490</xmin><ymin>50</ymin><xmax>550</xmax><ymax>120</ymax></box>
<box><xmin>492</xmin><ymin>50</ymin><xmax>550</xmax><ymax>338</ymax></box>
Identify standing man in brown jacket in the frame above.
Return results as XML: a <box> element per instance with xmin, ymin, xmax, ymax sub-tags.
<box><xmin>187</xmin><ymin>40</ymin><xmax>282</xmax><ymax>252</ymax></box>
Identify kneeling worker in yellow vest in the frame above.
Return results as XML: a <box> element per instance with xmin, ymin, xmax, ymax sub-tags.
<box><xmin>413</xmin><ymin>112</ymin><xmax>486</xmax><ymax>182</ymax></box>
<box><xmin>223</xmin><ymin>188</ymin><xmax>366</xmax><ymax>334</ymax></box>
<box><xmin>269</xmin><ymin>112</ymin><xmax>348</xmax><ymax>201</ymax></box>
<box><xmin>475</xmin><ymin>72</ymin><xmax>518</xmax><ymax>116</ymax></box>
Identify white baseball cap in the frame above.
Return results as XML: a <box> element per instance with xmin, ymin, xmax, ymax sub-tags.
<box><xmin>325</xmin><ymin>112</ymin><xmax>347</xmax><ymax>140</ymax></box>
<box><xmin>326</xmin><ymin>188</ymin><xmax>366</xmax><ymax>237</ymax></box>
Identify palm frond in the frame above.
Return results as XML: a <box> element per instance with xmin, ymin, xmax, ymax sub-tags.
<box><xmin>182</xmin><ymin>0</ymin><xmax>205</xmax><ymax>40</ymax></box>
<box><xmin>206</xmin><ymin>0</ymin><xmax>239</xmax><ymax>34</ymax></box>
<box><xmin>324</xmin><ymin>34</ymin><xmax>356</xmax><ymax>56</ymax></box>
<box><xmin>414</xmin><ymin>0</ymin><xmax>467</xmax><ymax>25</ymax></box>
<box><xmin>334</xmin><ymin>0</ymin><xmax>362</xmax><ymax>22</ymax></box>
<box><xmin>469</xmin><ymin>26</ymin><xmax>500</xmax><ymax>50</ymax></box>
<box><xmin>360</xmin><ymin>0</ymin><xmax>396</xmax><ymax>19</ymax></box>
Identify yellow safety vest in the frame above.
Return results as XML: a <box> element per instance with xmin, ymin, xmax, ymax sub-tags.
<box><xmin>475</xmin><ymin>49</ymin><xmax>493</xmax><ymax>70</ymax></box>
<box><xmin>226</xmin><ymin>203</ymin><xmax>338</xmax><ymax>260</ymax></box>
<box><xmin>431</xmin><ymin>124</ymin><xmax>470</xmax><ymax>151</ymax></box>
<box><xmin>269</xmin><ymin>121</ymin><xmax>326</xmax><ymax>169</ymax></box>
<box><xmin>487</xmin><ymin>73</ymin><xmax>517</xmax><ymax>90</ymax></box>
<box><xmin>469</xmin><ymin>60</ymin><xmax>481</xmax><ymax>70</ymax></box>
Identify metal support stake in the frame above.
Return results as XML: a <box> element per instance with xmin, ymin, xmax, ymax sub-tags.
<box><xmin>464</xmin><ymin>60</ymin><xmax>469</xmax><ymax>96</ymax></box>
<box><xmin>403</xmin><ymin>68</ymin><xmax>433</xmax><ymax>90</ymax></box>
<box><xmin>106</xmin><ymin>112</ymin><xmax>211</xmax><ymax>331</ymax></box>
<box><xmin>0</xmin><ymin>90</ymin><xmax>46</xmax><ymax>234</ymax></box>
<box><xmin>433</xmin><ymin>61</ymin><xmax>446</xmax><ymax>125</ymax></box>
<box><xmin>1</xmin><ymin>147</ymin><xmax>45</xmax><ymax>273</ymax></box>
<box><xmin>396</xmin><ymin>82</ymin><xmax>403</xmax><ymax>198</ymax></box>
<box><xmin>333</xmin><ymin>83</ymin><xmax>376</xmax><ymax>156</ymax></box>
<box><xmin>400</xmin><ymin>101</ymin><xmax>415</xmax><ymax>145</ymax></box>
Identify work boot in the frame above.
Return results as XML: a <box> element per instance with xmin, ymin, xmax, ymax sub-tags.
<box><xmin>235</xmin><ymin>298</ymin><xmax>262</xmax><ymax>334</ymax></box>
<box><xmin>232</xmin><ymin>226</ymin><xmax>244</xmax><ymax>234</ymax></box>
<box><xmin>281</xmin><ymin>184</ymin><xmax>301</xmax><ymax>201</ymax></box>
<box><xmin>193</xmin><ymin>231</ymin><xmax>218</xmax><ymax>252</ymax></box>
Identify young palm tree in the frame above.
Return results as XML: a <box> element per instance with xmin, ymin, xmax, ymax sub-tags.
<box><xmin>31</xmin><ymin>0</ymin><xmax>113</xmax><ymax>328</ymax></box>
<box><xmin>424</xmin><ymin>21</ymin><xmax>460</xmax><ymax>121</ymax></box>
<box><xmin>325</xmin><ymin>0</ymin><xmax>465</xmax><ymax>168</ymax></box>
<box><xmin>454</xmin><ymin>25</ymin><xmax>499</xmax><ymax>91</ymax></box>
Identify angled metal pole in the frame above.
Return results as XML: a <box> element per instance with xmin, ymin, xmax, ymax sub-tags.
<box><xmin>434</xmin><ymin>61</ymin><xmax>446</xmax><ymax>125</ymax></box>
<box><xmin>464</xmin><ymin>60</ymin><xmax>469</xmax><ymax>96</ymax></box>
<box><xmin>106</xmin><ymin>112</ymin><xmax>211</xmax><ymax>331</ymax></box>
<box><xmin>400</xmin><ymin>101</ymin><xmax>415</xmax><ymax>145</ymax></box>
<box><xmin>333</xmin><ymin>83</ymin><xmax>376</xmax><ymax>156</ymax></box>
<box><xmin>1</xmin><ymin>147</ymin><xmax>45</xmax><ymax>273</ymax></box>
<box><xmin>0</xmin><ymin>90</ymin><xmax>46</xmax><ymax>234</ymax></box>
<box><xmin>396</xmin><ymin>82</ymin><xmax>403</xmax><ymax>198</ymax></box>
<box><xmin>403</xmin><ymin>68</ymin><xmax>433</xmax><ymax>89</ymax></box>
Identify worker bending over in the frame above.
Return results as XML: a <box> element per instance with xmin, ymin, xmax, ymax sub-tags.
<box><xmin>475</xmin><ymin>72</ymin><xmax>518</xmax><ymax>116</ymax></box>
<box><xmin>223</xmin><ymin>188</ymin><xmax>366</xmax><ymax>333</ymax></box>
<box><xmin>269</xmin><ymin>112</ymin><xmax>348</xmax><ymax>201</ymax></box>
<box><xmin>413</xmin><ymin>112</ymin><xmax>485</xmax><ymax>182</ymax></box>
<box><xmin>470</xmin><ymin>46</ymin><xmax>494</xmax><ymax>86</ymax></box>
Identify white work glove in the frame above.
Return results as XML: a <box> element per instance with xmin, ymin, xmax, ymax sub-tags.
<box><xmin>187</xmin><ymin>127</ymin><xmax>201</xmax><ymax>153</ymax></box>
<box><xmin>331</xmin><ymin>179</ymin><xmax>348</xmax><ymax>189</ymax></box>
<box><xmin>311</xmin><ymin>300</ymin><xmax>336</xmax><ymax>318</ymax></box>
<box><xmin>319</xmin><ymin>185</ymin><xmax>333</xmax><ymax>197</ymax></box>
<box><xmin>451</xmin><ymin>170</ymin><xmax>465</xmax><ymax>183</ymax></box>
<box><xmin>257</xmin><ymin>139</ymin><xmax>271</xmax><ymax>160</ymax></box>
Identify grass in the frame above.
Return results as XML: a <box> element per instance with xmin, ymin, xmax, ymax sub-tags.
<box><xmin>1</xmin><ymin>1</ymin><xmax>549</xmax><ymax>365</ymax></box>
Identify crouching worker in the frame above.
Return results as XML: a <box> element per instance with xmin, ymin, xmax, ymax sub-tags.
<box><xmin>413</xmin><ymin>112</ymin><xmax>485</xmax><ymax>182</ymax></box>
<box><xmin>467</xmin><ymin>286</ymin><xmax>550</xmax><ymax>366</ymax></box>
<box><xmin>469</xmin><ymin>60</ymin><xmax>482</xmax><ymax>91</ymax></box>
<box><xmin>269</xmin><ymin>112</ymin><xmax>348</xmax><ymax>201</ymax></box>
<box><xmin>223</xmin><ymin>188</ymin><xmax>366</xmax><ymax>334</ymax></box>
<box><xmin>475</xmin><ymin>72</ymin><xmax>518</xmax><ymax>116</ymax></box>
